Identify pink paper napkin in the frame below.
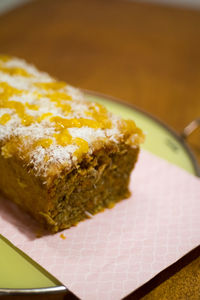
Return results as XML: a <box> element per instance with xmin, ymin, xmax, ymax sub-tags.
<box><xmin>0</xmin><ymin>150</ymin><xmax>200</xmax><ymax>300</ymax></box>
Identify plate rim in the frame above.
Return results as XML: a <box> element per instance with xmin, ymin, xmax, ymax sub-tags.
<box><xmin>0</xmin><ymin>286</ymin><xmax>67</xmax><ymax>296</ymax></box>
<box><xmin>84</xmin><ymin>89</ymin><xmax>200</xmax><ymax>177</ymax></box>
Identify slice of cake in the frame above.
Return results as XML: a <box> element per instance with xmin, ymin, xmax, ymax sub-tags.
<box><xmin>0</xmin><ymin>55</ymin><xmax>144</xmax><ymax>232</ymax></box>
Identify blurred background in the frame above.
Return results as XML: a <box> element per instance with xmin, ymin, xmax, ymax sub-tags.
<box><xmin>1</xmin><ymin>0</ymin><xmax>200</xmax><ymax>13</ymax></box>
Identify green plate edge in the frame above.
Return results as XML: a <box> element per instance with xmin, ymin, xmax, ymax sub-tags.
<box><xmin>0</xmin><ymin>91</ymin><xmax>199</xmax><ymax>293</ymax></box>
<box><xmin>86</xmin><ymin>91</ymin><xmax>199</xmax><ymax>176</ymax></box>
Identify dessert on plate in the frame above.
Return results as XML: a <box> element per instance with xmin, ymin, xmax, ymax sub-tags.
<box><xmin>0</xmin><ymin>55</ymin><xmax>144</xmax><ymax>232</ymax></box>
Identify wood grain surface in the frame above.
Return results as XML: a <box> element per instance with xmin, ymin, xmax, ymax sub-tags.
<box><xmin>0</xmin><ymin>0</ymin><xmax>199</xmax><ymax>299</ymax></box>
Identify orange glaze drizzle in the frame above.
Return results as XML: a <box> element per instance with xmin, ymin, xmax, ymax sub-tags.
<box><xmin>34</xmin><ymin>83</ymin><xmax>72</xmax><ymax>115</ymax></box>
<box><xmin>0</xmin><ymin>82</ymin><xmax>22</xmax><ymax>100</ymax></box>
<box><xmin>33</xmin><ymin>91</ymin><xmax>43</xmax><ymax>99</ymax></box>
<box><xmin>0</xmin><ymin>66</ymin><xmax>32</xmax><ymax>77</ymax></box>
<box><xmin>120</xmin><ymin>119</ymin><xmax>136</xmax><ymax>133</ymax></box>
<box><xmin>34</xmin><ymin>138</ymin><xmax>53</xmax><ymax>148</ymax></box>
<box><xmin>25</xmin><ymin>103</ymin><xmax>39</xmax><ymax>110</ymax></box>
<box><xmin>37</xmin><ymin>112</ymin><xmax>53</xmax><ymax>122</ymax></box>
<box><xmin>34</xmin><ymin>84</ymin><xmax>112</xmax><ymax>156</ymax></box>
<box><xmin>0</xmin><ymin>81</ymin><xmax>117</xmax><ymax>158</ymax></box>
<box><xmin>120</xmin><ymin>119</ymin><xmax>145</xmax><ymax>143</ymax></box>
<box><xmin>74</xmin><ymin>137</ymin><xmax>89</xmax><ymax>157</ymax></box>
<box><xmin>34</xmin><ymin>81</ymin><xmax>66</xmax><ymax>90</ymax></box>
<box><xmin>53</xmin><ymin>129</ymin><xmax>89</xmax><ymax>158</ymax></box>
<box><xmin>48</xmin><ymin>91</ymin><xmax>72</xmax><ymax>102</ymax></box>
<box><xmin>50</xmin><ymin>116</ymin><xmax>100</xmax><ymax>130</ymax></box>
<box><xmin>85</xmin><ymin>102</ymin><xmax>112</xmax><ymax>129</ymax></box>
<box><xmin>0</xmin><ymin>82</ymin><xmax>34</xmax><ymax>126</ymax></box>
<box><xmin>47</xmin><ymin>92</ymin><xmax>72</xmax><ymax>115</ymax></box>
<box><xmin>54</xmin><ymin>129</ymin><xmax>72</xmax><ymax>146</ymax></box>
<box><xmin>0</xmin><ymin>113</ymin><xmax>11</xmax><ymax>125</ymax></box>
<box><xmin>0</xmin><ymin>99</ymin><xmax>33</xmax><ymax>126</ymax></box>
<box><xmin>54</xmin><ymin>101</ymin><xmax>71</xmax><ymax>115</ymax></box>
<box><xmin>60</xmin><ymin>233</ymin><xmax>66</xmax><ymax>240</ymax></box>
<box><xmin>1</xmin><ymin>141</ymin><xmax>16</xmax><ymax>158</ymax></box>
<box><xmin>0</xmin><ymin>55</ymin><xmax>11</xmax><ymax>62</ymax></box>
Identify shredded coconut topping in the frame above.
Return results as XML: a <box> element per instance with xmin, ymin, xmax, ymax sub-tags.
<box><xmin>0</xmin><ymin>55</ymin><xmax>144</xmax><ymax>176</ymax></box>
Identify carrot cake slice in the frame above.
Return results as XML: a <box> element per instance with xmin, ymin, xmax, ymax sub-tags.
<box><xmin>0</xmin><ymin>55</ymin><xmax>144</xmax><ymax>232</ymax></box>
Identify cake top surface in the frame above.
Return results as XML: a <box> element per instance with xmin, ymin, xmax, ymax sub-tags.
<box><xmin>0</xmin><ymin>55</ymin><xmax>144</xmax><ymax>178</ymax></box>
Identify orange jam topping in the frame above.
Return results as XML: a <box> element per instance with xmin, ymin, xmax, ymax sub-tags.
<box><xmin>74</xmin><ymin>137</ymin><xmax>89</xmax><ymax>157</ymax></box>
<box><xmin>54</xmin><ymin>101</ymin><xmax>71</xmax><ymax>115</ymax></box>
<box><xmin>86</xmin><ymin>103</ymin><xmax>112</xmax><ymax>129</ymax></box>
<box><xmin>0</xmin><ymin>78</ymin><xmax>115</xmax><ymax>159</ymax></box>
<box><xmin>21</xmin><ymin>114</ymin><xmax>34</xmax><ymax>126</ymax></box>
<box><xmin>44</xmin><ymin>154</ymin><xmax>49</xmax><ymax>162</ymax></box>
<box><xmin>25</xmin><ymin>103</ymin><xmax>39</xmax><ymax>110</ymax></box>
<box><xmin>0</xmin><ymin>82</ymin><xmax>22</xmax><ymax>101</ymax></box>
<box><xmin>54</xmin><ymin>129</ymin><xmax>72</xmax><ymax>146</ymax></box>
<box><xmin>0</xmin><ymin>99</ymin><xmax>33</xmax><ymax>126</ymax></box>
<box><xmin>0</xmin><ymin>113</ymin><xmax>11</xmax><ymax>125</ymax></box>
<box><xmin>0</xmin><ymin>55</ymin><xmax>11</xmax><ymax>62</ymax></box>
<box><xmin>60</xmin><ymin>233</ymin><xmax>66</xmax><ymax>240</ymax></box>
<box><xmin>37</xmin><ymin>112</ymin><xmax>53</xmax><ymax>122</ymax></box>
<box><xmin>50</xmin><ymin>116</ymin><xmax>100</xmax><ymax>129</ymax></box>
<box><xmin>120</xmin><ymin>119</ymin><xmax>136</xmax><ymax>134</ymax></box>
<box><xmin>33</xmin><ymin>91</ymin><xmax>43</xmax><ymax>99</ymax></box>
<box><xmin>35</xmin><ymin>81</ymin><xmax>66</xmax><ymax>91</ymax></box>
<box><xmin>120</xmin><ymin>119</ymin><xmax>145</xmax><ymax>143</ymax></box>
<box><xmin>34</xmin><ymin>84</ymin><xmax>72</xmax><ymax>115</ymax></box>
<box><xmin>0</xmin><ymin>66</ymin><xmax>32</xmax><ymax>77</ymax></box>
<box><xmin>1</xmin><ymin>141</ymin><xmax>16</xmax><ymax>158</ymax></box>
<box><xmin>3</xmin><ymin>100</ymin><xmax>25</xmax><ymax>113</ymax></box>
<box><xmin>47</xmin><ymin>92</ymin><xmax>72</xmax><ymax>114</ymax></box>
<box><xmin>48</xmin><ymin>91</ymin><xmax>72</xmax><ymax>102</ymax></box>
<box><xmin>53</xmin><ymin>128</ymin><xmax>89</xmax><ymax>157</ymax></box>
<box><xmin>34</xmin><ymin>138</ymin><xmax>53</xmax><ymax>148</ymax></box>
<box><xmin>53</xmin><ymin>130</ymin><xmax>89</xmax><ymax>158</ymax></box>
<box><xmin>0</xmin><ymin>82</ymin><xmax>34</xmax><ymax>126</ymax></box>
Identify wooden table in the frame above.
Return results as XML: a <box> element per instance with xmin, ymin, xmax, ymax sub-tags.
<box><xmin>0</xmin><ymin>0</ymin><xmax>199</xmax><ymax>299</ymax></box>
